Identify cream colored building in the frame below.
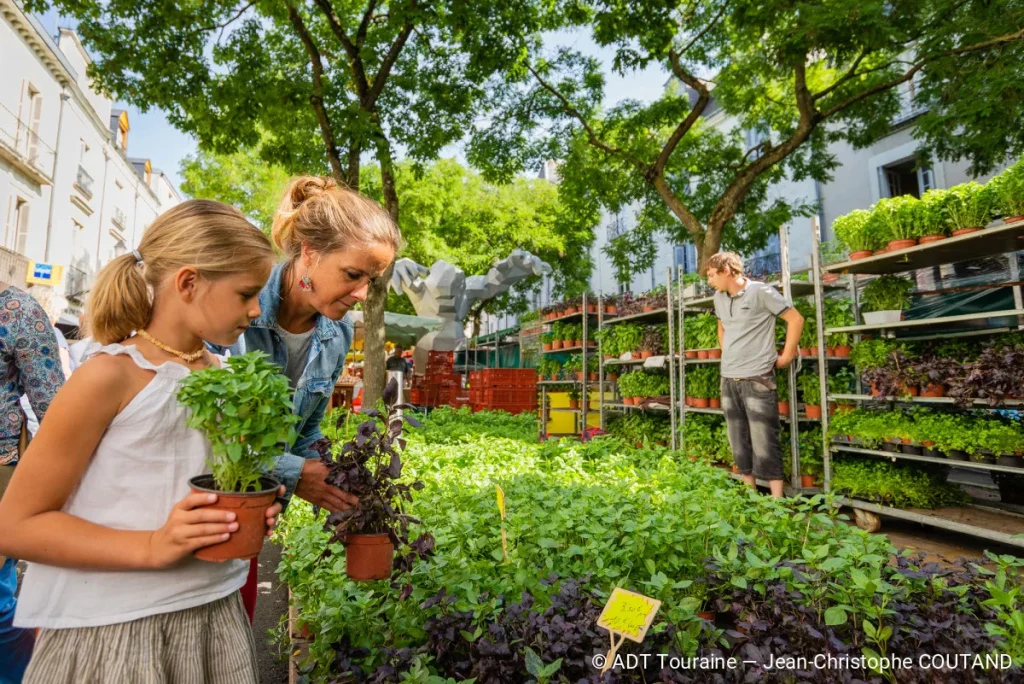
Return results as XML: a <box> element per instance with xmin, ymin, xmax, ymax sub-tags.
<box><xmin>0</xmin><ymin>1</ymin><xmax>179</xmax><ymax>324</ymax></box>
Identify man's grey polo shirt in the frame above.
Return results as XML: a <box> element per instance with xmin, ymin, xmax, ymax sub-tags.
<box><xmin>713</xmin><ymin>280</ymin><xmax>792</xmax><ymax>379</ymax></box>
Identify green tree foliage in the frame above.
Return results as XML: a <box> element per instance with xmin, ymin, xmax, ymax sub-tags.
<box><xmin>180</xmin><ymin>146</ymin><xmax>291</xmax><ymax>235</ymax></box>
<box><xmin>469</xmin><ymin>0</ymin><xmax>1024</xmax><ymax>275</ymax></box>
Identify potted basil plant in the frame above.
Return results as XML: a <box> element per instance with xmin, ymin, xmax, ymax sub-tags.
<box><xmin>177</xmin><ymin>352</ymin><xmax>300</xmax><ymax>561</ymax></box>
<box><xmin>312</xmin><ymin>377</ymin><xmax>430</xmax><ymax>581</ymax></box>
<box><xmin>861</xmin><ymin>275</ymin><xmax>914</xmax><ymax>325</ymax></box>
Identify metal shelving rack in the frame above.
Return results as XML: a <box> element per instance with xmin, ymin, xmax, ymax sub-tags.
<box><xmin>810</xmin><ymin>216</ymin><xmax>1024</xmax><ymax>549</ymax></box>
<box><xmin>538</xmin><ymin>292</ymin><xmax>601</xmax><ymax>440</ymax></box>
<box><xmin>595</xmin><ymin>268</ymin><xmax>680</xmax><ymax>449</ymax></box>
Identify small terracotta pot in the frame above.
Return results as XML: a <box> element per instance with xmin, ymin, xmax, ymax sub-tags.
<box><xmin>588</xmin><ymin>373</ymin><xmax>599</xmax><ymax>382</ymax></box>
<box><xmin>833</xmin><ymin>345</ymin><xmax>852</xmax><ymax>358</ymax></box>
<box><xmin>1005</xmin><ymin>215</ymin><xmax>1024</xmax><ymax>224</ymax></box>
<box><xmin>710</xmin><ymin>398</ymin><xmax>721</xmax><ymax>408</ymax></box>
<box><xmin>801</xmin><ymin>475</ymin><xmax>816</xmax><ymax>488</ymax></box>
<box><xmin>697</xmin><ymin>611</ymin><xmax>715</xmax><ymax>621</ymax></box>
<box><xmin>799</xmin><ymin>347</ymin><xmax>813</xmax><ymax>357</ymax></box>
<box><xmin>823</xmin><ymin>273</ymin><xmax>840</xmax><ymax>284</ymax></box>
<box><xmin>952</xmin><ymin>227</ymin><xmax>983</xmax><ymax>236</ymax></box>
<box><xmin>871</xmin><ymin>384</ymin><xmax>880</xmax><ymax>397</ymax></box>
<box><xmin>836</xmin><ymin>404</ymin><xmax>855</xmax><ymax>414</ymax></box>
<box><xmin>805</xmin><ymin>404</ymin><xmax>822</xmax><ymax>419</ymax></box>
<box><xmin>708</xmin><ymin>349</ymin><xmax>722</xmax><ymax>359</ymax></box>
<box><xmin>919</xmin><ymin>235</ymin><xmax>946</xmax><ymax>244</ymax></box>
<box><xmin>731</xmin><ymin>465</ymin><xmax>740</xmax><ymax>474</ymax></box>
<box><xmin>345</xmin><ymin>533</ymin><xmax>394</xmax><ymax>581</ymax></box>
<box><xmin>778</xmin><ymin>401</ymin><xmax>790</xmax><ymax>415</ymax></box>
<box><xmin>685</xmin><ymin>396</ymin><xmax>694</xmax><ymax>407</ymax></box>
<box><xmin>608</xmin><ymin>373</ymin><xmax>618</xmax><ymax>382</ymax></box>
<box><xmin>604</xmin><ymin>355</ymin><xmax>615</xmax><ymax>361</ymax></box>
<box><xmin>920</xmin><ymin>383</ymin><xmax>945</xmax><ymax>398</ymax></box>
<box><xmin>903</xmin><ymin>384</ymin><xmax>920</xmax><ymax>397</ymax></box>
<box><xmin>697</xmin><ymin>350</ymin><xmax>709</xmax><ymax>359</ymax></box>
<box><xmin>850</xmin><ymin>250</ymin><xmax>874</xmax><ymax>261</ymax></box>
<box><xmin>587</xmin><ymin>304</ymin><xmax>598</xmax><ymax>314</ymax></box>
<box><xmin>189</xmin><ymin>475</ymin><xmax>279</xmax><ymax>562</ymax></box>
<box><xmin>640</xmin><ymin>350</ymin><xmax>654</xmax><ymax>360</ymax></box>
<box><xmin>921</xmin><ymin>440</ymin><xmax>936</xmax><ymax>448</ymax></box>
<box><xmin>568</xmin><ymin>398</ymin><xmax>579</xmax><ymax>409</ymax></box>
<box><xmin>576</xmin><ymin>371</ymin><xmax>585</xmax><ymax>381</ymax></box>
<box><xmin>606</xmin><ymin>305</ymin><xmax>618</xmax><ymax>315</ymax></box>
<box><xmin>810</xmin><ymin>347</ymin><xmax>819</xmax><ymax>356</ymax></box>
<box><xmin>543</xmin><ymin>343</ymin><xmax>552</xmax><ymax>351</ymax></box>
<box><xmin>573</xmin><ymin>339</ymin><xmax>583</xmax><ymax>348</ymax></box>
<box><xmin>826</xmin><ymin>347</ymin><xmax>836</xmax><ymax>357</ymax></box>
<box><xmin>552</xmin><ymin>340</ymin><xmax>564</xmax><ymax>350</ymax></box>
<box><xmin>685</xmin><ymin>351</ymin><xmax>698</xmax><ymax>359</ymax></box>
<box><xmin>693</xmin><ymin>398</ymin><xmax>709</xmax><ymax>408</ymax></box>
<box><xmin>643</xmin><ymin>305</ymin><xmax>655</xmax><ymax>313</ymax></box>
<box><xmin>874</xmin><ymin>249</ymin><xmax>888</xmax><ymax>256</ymax></box>
<box><xmin>887</xmin><ymin>239</ymin><xmax>917</xmax><ymax>251</ymax></box>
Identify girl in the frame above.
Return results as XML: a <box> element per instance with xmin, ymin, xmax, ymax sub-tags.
<box><xmin>221</xmin><ymin>176</ymin><xmax>400</xmax><ymax>621</ymax></box>
<box><xmin>0</xmin><ymin>200</ymin><xmax>281</xmax><ymax>684</ymax></box>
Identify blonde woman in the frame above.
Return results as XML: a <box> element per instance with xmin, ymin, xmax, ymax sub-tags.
<box><xmin>0</xmin><ymin>200</ymin><xmax>283</xmax><ymax>683</ymax></box>
<box><xmin>217</xmin><ymin>177</ymin><xmax>400</xmax><ymax>620</ymax></box>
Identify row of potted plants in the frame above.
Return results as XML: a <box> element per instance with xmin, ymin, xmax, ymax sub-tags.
<box><xmin>831</xmin><ymin>157</ymin><xmax>1024</xmax><ymax>259</ymax></box>
<box><xmin>540</xmin><ymin>296</ymin><xmax>603</xmax><ymax>320</ymax></box>
<box><xmin>595</xmin><ymin>323</ymin><xmax>667</xmax><ymax>359</ymax></box>
<box><xmin>682</xmin><ymin>313</ymin><xmax>720</xmax><ymax>357</ymax></box>
<box><xmin>541</xmin><ymin>322</ymin><xmax>600</xmax><ymax>350</ymax></box>
<box><xmin>828</xmin><ymin>407</ymin><xmax>1024</xmax><ymax>469</ymax></box>
<box><xmin>849</xmin><ymin>333</ymin><xmax>1024</xmax><ymax>406</ymax></box>
<box><xmin>683</xmin><ymin>365</ymin><xmax>720</xmax><ymax>408</ymax></box>
<box><xmin>617</xmin><ymin>370</ymin><xmax>671</xmax><ymax>404</ymax></box>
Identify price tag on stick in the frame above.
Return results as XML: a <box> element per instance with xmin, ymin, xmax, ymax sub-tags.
<box><xmin>496</xmin><ymin>485</ymin><xmax>509</xmax><ymax>562</ymax></box>
<box><xmin>595</xmin><ymin>588</ymin><xmax>661</xmax><ymax>674</ymax></box>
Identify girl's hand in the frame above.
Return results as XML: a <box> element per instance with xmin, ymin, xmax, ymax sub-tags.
<box><xmin>147</xmin><ymin>492</ymin><xmax>238</xmax><ymax>569</ymax></box>
<box><xmin>265</xmin><ymin>486</ymin><xmax>286</xmax><ymax>537</ymax></box>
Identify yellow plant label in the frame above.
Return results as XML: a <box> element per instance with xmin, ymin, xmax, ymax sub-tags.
<box><xmin>496</xmin><ymin>484</ymin><xmax>506</xmax><ymax>519</ymax></box>
<box><xmin>596</xmin><ymin>588</ymin><xmax>661</xmax><ymax>643</ymax></box>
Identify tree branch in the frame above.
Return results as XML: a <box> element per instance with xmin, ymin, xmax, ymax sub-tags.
<box><xmin>313</xmin><ymin>0</ymin><xmax>370</xmax><ymax>98</ymax></box>
<box><xmin>365</xmin><ymin>22</ymin><xmax>414</xmax><ymax>107</ymax></box>
<box><xmin>677</xmin><ymin>1</ymin><xmax>730</xmax><ymax>57</ymax></box>
<box><xmin>649</xmin><ymin>50</ymin><xmax>711</xmax><ymax>179</ymax></box>
<box><xmin>286</xmin><ymin>4</ymin><xmax>346</xmax><ymax>183</ymax></box>
<box><xmin>811</xmin><ymin>49</ymin><xmax>868</xmax><ymax>102</ymax></box>
<box><xmin>524</xmin><ymin>62</ymin><xmax>648</xmax><ymax>173</ymax></box>
<box><xmin>356</xmin><ymin>0</ymin><xmax>379</xmax><ymax>46</ymax></box>
<box><xmin>188</xmin><ymin>1</ymin><xmax>254</xmax><ymax>37</ymax></box>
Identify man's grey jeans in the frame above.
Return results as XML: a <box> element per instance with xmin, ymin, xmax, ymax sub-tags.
<box><xmin>720</xmin><ymin>376</ymin><xmax>784</xmax><ymax>480</ymax></box>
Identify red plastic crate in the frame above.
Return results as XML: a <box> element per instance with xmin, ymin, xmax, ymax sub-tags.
<box><xmin>480</xmin><ymin>369</ymin><xmax>537</xmax><ymax>386</ymax></box>
<box><xmin>480</xmin><ymin>387</ymin><xmax>537</xmax><ymax>404</ymax></box>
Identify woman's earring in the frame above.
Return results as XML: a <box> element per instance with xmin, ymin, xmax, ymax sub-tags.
<box><xmin>298</xmin><ymin>273</ymin><xmax>313</xmax><ymax>292</ymax></box>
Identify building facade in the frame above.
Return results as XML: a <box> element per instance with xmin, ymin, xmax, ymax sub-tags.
<box><xmin>0</xmin><ymin>1</ymin><xmax>179</xmax><ymax>324</ymax></box>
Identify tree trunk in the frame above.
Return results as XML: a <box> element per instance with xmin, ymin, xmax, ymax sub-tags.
<box><xmin>361</xmin><ymin>135</ymin><xmax>401</xmax><ymax>409</ymax></box>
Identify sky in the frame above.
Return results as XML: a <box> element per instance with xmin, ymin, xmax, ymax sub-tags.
<box><xmin>37</xmin><ymin>10</ymin><xmax>668</xmax><ymax>194</ymax></box>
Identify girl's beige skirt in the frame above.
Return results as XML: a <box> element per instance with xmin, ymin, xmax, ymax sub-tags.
<box><xmin>23</xmin><ymin>593</ymin><xmax>258</xmax><ymax>684</ymax></box>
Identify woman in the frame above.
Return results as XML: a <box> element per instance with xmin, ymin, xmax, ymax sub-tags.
<box><xmin>221</xmin><ymin>176</ymin><xmax>400</xmax><ymax>620</ymax></box>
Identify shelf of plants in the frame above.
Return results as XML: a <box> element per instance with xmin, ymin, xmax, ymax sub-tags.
<box><xmin>811</xmin><ymin>161</ymin><xmax>1024</xmax><ymax>544</ymax></box>
<box><xmin>537</xmin><ymin>293</ymin><xmax>600</xmax><ymax>439</ymax></box>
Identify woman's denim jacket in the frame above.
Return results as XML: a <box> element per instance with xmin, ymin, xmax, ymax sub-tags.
<box><xmin>210</xmin><ymin>262</ymin><xmax>353</xmax><ymax>507</ymax></box>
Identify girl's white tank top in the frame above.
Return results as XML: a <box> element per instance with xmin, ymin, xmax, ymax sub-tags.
<box><xmin>14</xmin><ymin>342</ymin><xmax>248</xmax><ymax>629</ymax></box>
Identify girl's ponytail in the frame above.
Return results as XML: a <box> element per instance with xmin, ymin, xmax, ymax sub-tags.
<box><xmin>84</xmin><ymin>199</ymin><xmax>274</xmax><ymax>344</ymax></box>
<box><xmin>86</xmin><ymin>252</ymin><xmax>152</xmax><ymax>344</ymax></box>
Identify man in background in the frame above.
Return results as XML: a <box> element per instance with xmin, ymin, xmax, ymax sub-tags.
<box><xmin>707</xmin><ymin>252</ymin><xmax>803</xmax><ymax>498</ymax></box>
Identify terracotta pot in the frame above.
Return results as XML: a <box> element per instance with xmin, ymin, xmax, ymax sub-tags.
<box><xmin>573</xmin><ymin>339</ymin><xmax>583</xmax><ymax>348</ymax></box>
<box><xmin>1005</xmin><ymin>215</ymin><xmax>1024</xmax><ymax>224</ymax></box>
<box><xmin>568</xmin><ymin>399</ymin><xmax>579</xmax><ymax>409</ymax></box>
<box><xmin>588</xmin><ymin>373</ymin><xmax>599</xmax><ymax>382</ymax></box>
<box><xmin>543</xmin><ymin>343</ymin><xmax>552</xmax><ymax>351</ymax></box>
<box><xmin>604</xmin><ymin>355</ymin><xmax>615</xmax><ymax>361</ymax></box>
<box><xmin>874</xmin><ymin>249</ymin><xmax>888</xmax><ymax>256</ymax></box>
<box><xmin>697</xmin><ymin>611</ymin><xmax>715</xmax><ymax>621</ymax></box>
<box><xmin>640</xmin><ymin>350</ymin><xmax>653</xmax><ymax>359</ymax></box>
<box><xmin>731</xmin><ymin>465</ymin><xmax>740</xmax><ymax>474</ymax></box>
<box><xmin>708</xmin><ymin>349</ymin><xmax>722</xmax><ymax>359</ymax></box>
<box><xmin>693</xmin><ymin>398</ymin><xmax>709</xmax><ymax>408</ymax></box>
<box><xmin>903</xmin><ymin>384</ymin><xmax>920</xmax><ymax>397</ymax></box>
<box><xmin>697</xmin><ymin>350</ymin><xmax>709</xmax><ymax>359</ymax></box>
<box><xmin>810</xmin><ymin>347</ymin><xmax>819</xmax><ymax>356</ymax></box>
<box><xmin>568</xmin><ymin>307</ymin><xmax>580</xmax><ymax>314</ymax></box>
<box><xmin>801</xmin><ymin>475</ymin><xmax>816</xmax><ymax>488</ymax></box>
<box><xmin>685</xmin><ymin>396</ymin><xmax>694</xmax><ymax>407</ymax></box>
<box><xmin>552</xmin><ymin>340</ymin><xmax>564</xmax><ymax>350</ymax></box>
<box><xmin>606</xmin><ymin>305</ymin><xmax>618</xmax><ymax>315</ymax></box>
<box><xmin>919</xmin><ymin>235</ymin><xmax>946</xmax><ymax>244</ymax></box>
<box><xmin>189</xmin><ymin>475</ymin><xmax>279</xmax><ymax>561</ymax></box>
<box><xmin>921</xmin><ymin>440</ymin><xmax>936</xmax><ymax>448</ymax></box>
<box><xmin>822</xmin><ymin>273</ymin><xmax>840</xmax><ymax>284</ymax></box>
<box><xmin>587</xmin><ymin>304</ymin><xmax>598</xmax><ymax>314</ymax></box>
<box><xmin>871</xmin><ymin>384</ymin><xmax>880</xmax><ymax>397</ymax></box>
<box><xmin>835</xmin><ymin>404</ymin><xmax>855</xmax><ymax>414</ymax></box>
<box><xmin>826</xmin><ymin>347</ymin><xmax>836</xmax><ymax>357</ymax></box>
<box><xmin>608</xmin><ymin>373</ymin><xmax>618</xmax><ymax>382</ymax></box>
<box><xmin>805</xmin><ymin>404</ymin><xmax>822</xmax><ymax>419</ymax></box>
<box><xmin>778</xmin><ymin>401</ymin><xmax>790</xmax><ymax>415</ymax></box>
<box><xmin>685</xmin><ymin>351</ymin><xmax>698</xmax><ymax>359</ymax></box>
<box><xmin>642</xmin><ymin>305</ymin><xmax>655</xmax><ymax>313</ymax></box>
<box><xmin>887</xmin><ymin>239</ymin><xmax>917</xmax><ymax>251</ymax></box>
<box><xmin>849</xmin><ymin>250</ymin><xmax>874</xmax><ymax>261</ymax></box>
<box><xmin>833</xmin><ymin>345</ymin><xmax>852</xmax><ymax>358</ymax></box>
<box><xmin>710</xmin><ymin>398</ymin><xmax>721</xmax><ymax>408</ymax></box>
<box><xmin>799</xmin><ymin>347</ymin><xmax>813</xmax><ymax>357</ymax></box>
<box><xmin>952</xmin><ymin>227</ymin><xmax>982</xmax><ymax>236</ymax></box>
<box><xmin>345</xmin><ymin>533</ymin><xmax>394</xmax><ymax>581</ymax></box>
<box><xmin>576</xmin><ymin>371</ymin><xmax>585</xmax><ymax>381</ymax></box>
<box><xmin>920</xmin><ymin>383</ymin><xmax>945</xmax><ymax>398</ymax></box>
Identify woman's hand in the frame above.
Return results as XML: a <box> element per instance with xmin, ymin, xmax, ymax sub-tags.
<box><xmin>147</xmin><ymin>492</ymin><xmax>238</xmax><ymax>569</ymax></box>
<box><xmin>294</xmin><ymin>460</ymin><xmax>360</xmax><ymax>512</ymax></box>
<box><xmin>265</xmin><ymin>485</ymin><xmax>285</xmax><ymax>536</ymax></box>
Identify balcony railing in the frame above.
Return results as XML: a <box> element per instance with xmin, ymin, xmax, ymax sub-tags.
<box><xmin>75</xmin><ymin>165</ymin><xmax>94</xmax><ymax>199</ymax></box>
<box><xmin>606</xmin><ymin>215</ymin><xmax>629</xmax><ymax>241</ymax></box>
<box><xmin>0</xmin><ymin>103</ymin><xmax>55</xmax><ymax>182</ymax></box>
<box><xmin>0</xmin><ymin>246</ymin><xmax>29</xmax><ymax>289</ymax></box>
<box><xmin>64</xmin><ymin>265</ymin><xmax>90</xmax><ymax>302</ymax></box>
<box><xmin>112</xmin><ymin>207</ymin><xmax>128</xmax><ymax>229</ymax></box>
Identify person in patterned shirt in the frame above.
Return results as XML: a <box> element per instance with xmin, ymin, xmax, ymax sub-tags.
<box><xmin>0</xmin><ymin>285</ymin><xmax>65</xmax><ymax>682</ymax></box>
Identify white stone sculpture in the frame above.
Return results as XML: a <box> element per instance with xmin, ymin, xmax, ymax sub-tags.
<box><xmin>392</xmin><ymin>249</ymin><xmax>552</xmax><ymax>372</ymax></box>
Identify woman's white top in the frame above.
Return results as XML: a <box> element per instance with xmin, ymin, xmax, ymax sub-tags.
<box><xmin>14</xmin><ymin>342</ymin><xmax>248</xmax><ymax>629</ymax></box>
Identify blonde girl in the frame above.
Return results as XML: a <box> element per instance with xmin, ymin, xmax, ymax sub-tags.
<box><xmin>0</xmin><ymin>200</ymin><xmax>281</xmax><ymax>684</ymax></box>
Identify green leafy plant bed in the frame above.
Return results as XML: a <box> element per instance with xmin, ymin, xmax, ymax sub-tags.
<box><xmin>277</xmin><ymin>408</ymin><xmax>1023</xmax><ymax>682</ymax></box>
<box><xmin>832</xmin><ymin>455</ymin><xmax>970</xmax><ymax>509</ymax></box>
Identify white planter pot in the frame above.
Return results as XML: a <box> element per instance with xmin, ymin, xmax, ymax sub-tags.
<box><xmin>863</xmin><ymin>310</ymin><xmax>903</xmax><ymax>325</ymax></box>
<box><xmin>683</xmin><ymin>284</ymin><xmax>698</xmax><ymax>298</ymax></box>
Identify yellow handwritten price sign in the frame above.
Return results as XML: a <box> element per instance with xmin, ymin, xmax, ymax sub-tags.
<box><xmin>595</xmin><ymin>588</ymin><xmax>661</xmax><ymax>673</ymax></box>
<box><xmin>496</xmin><ymin>485</ymin><xmax>508</xmax><ymax>562</ymax></box>
<box><xmin>496</xmin><ymin>485</ymin><xmax>506</xmax><ymax>520</ymax></box>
